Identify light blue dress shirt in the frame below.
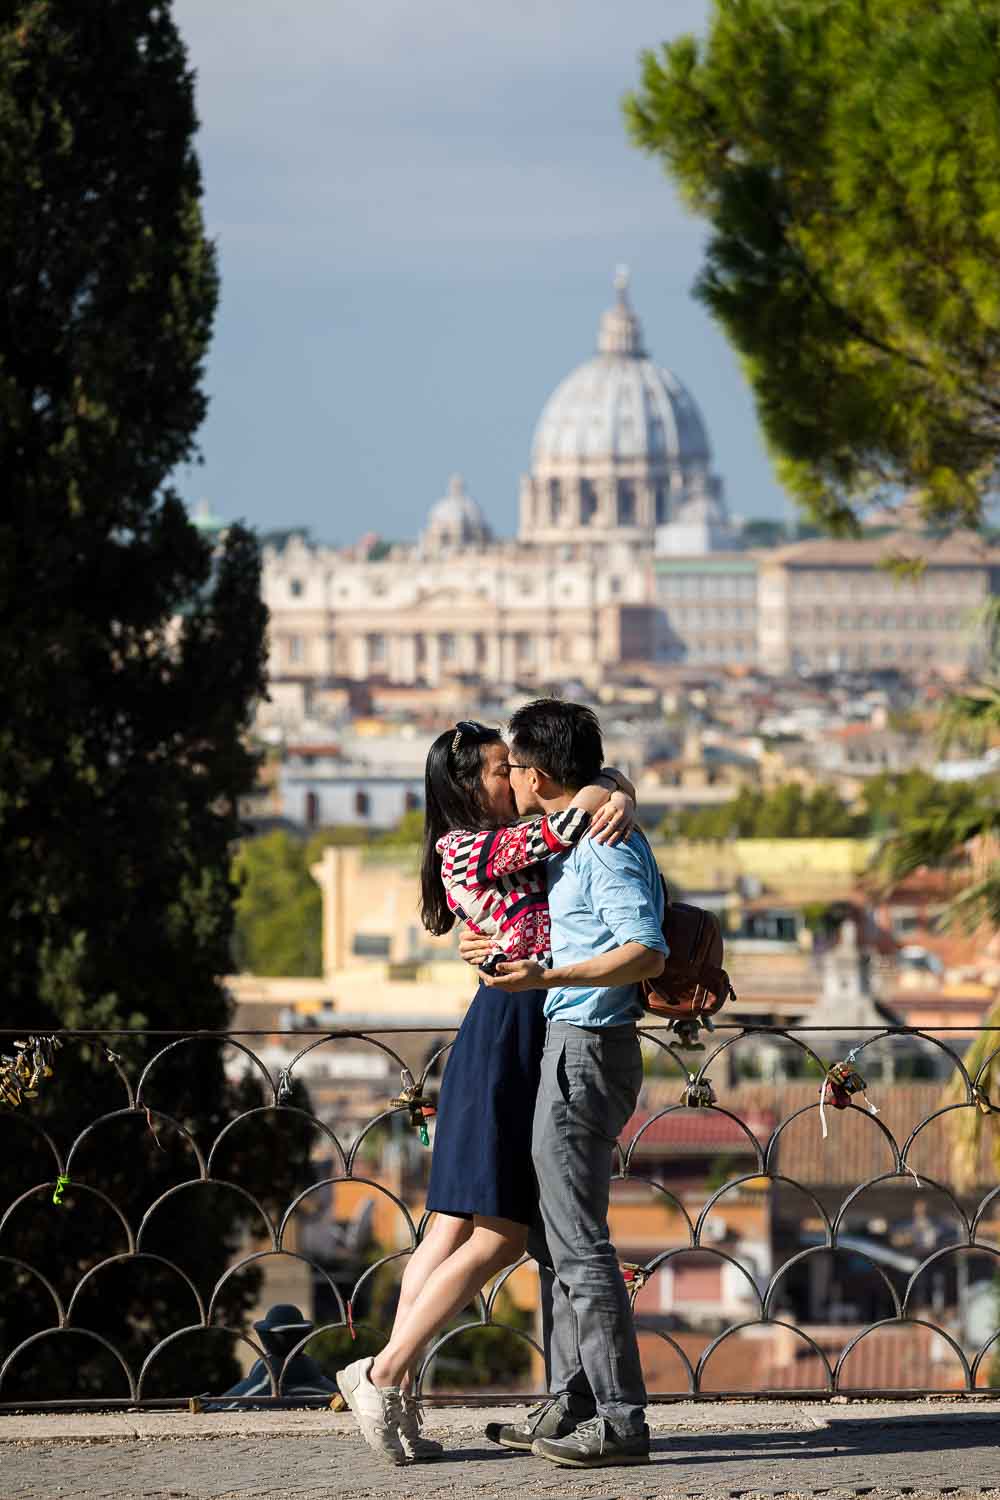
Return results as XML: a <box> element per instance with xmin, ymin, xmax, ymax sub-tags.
<box><xmin>544</xmin><ymin>832</ymin><xmax>668</xmax><ymax>1026</ymax></box>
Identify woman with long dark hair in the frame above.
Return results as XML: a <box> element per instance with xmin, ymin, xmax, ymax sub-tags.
<box><xmin>337</xmin><ymin>719</ymin><xmax>633</xmax><ymax>1463</ymax></box>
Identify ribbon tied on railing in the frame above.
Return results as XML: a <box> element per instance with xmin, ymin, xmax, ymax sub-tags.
<box><xmin>819</xmin><ymin>1051</ymin><xmax>879</xmax><ymax>1140</ymax></box>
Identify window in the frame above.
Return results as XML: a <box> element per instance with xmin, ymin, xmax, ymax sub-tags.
<box><xmin>354</xmin><ymin>789</ymin><xmax>370</xmax><ymax>818</ymax></box>
<box><xmin>404</xmin><ymin>789</ymin><xmax>420</xmax><ymax>813</ymax></box>
<box><xmin>548</xmin><ymin>479</ymin><xmax>561</xmax><ymax>522</ymax></box>
<box><xmin>655</xmin><ymin>485</ymin><xmax>668</xmax><ymax>525</ymax></box>
<box><xmin>441</xmin><ymin>633</ymin><xmax>455</xmax><ymax>661</ymax></box>
<box><xmin>580</xmin><ymin>480</ymin><xmax>598</xmax><ymax>524</ymax></box>
<box><xmin>289</xmin><ymin>578</ymin><xmax>303</xmax><ymax>598</ymax></box>
<box><xmin>367</xmin><ymin>633</ymin><xmax>386</xmax><ymax>664</ymax></box>
<box><xmin>617</xmin><ymin>481</ymin><xmax>636</xmax><ymax>526</ymax></box>
<box><xmin>352</xmin><ymin>933</ymin><xmax>390</xmax><ymax>957</ymax></box>
<box><xmin>305</xmin><ymin>791</ymin><xmax>319</xmax><ymax>829</ymax></box>
<box><xmin>289</xmin><ymin>635</ymin><xmax>303</xmax><ymax>663</ymax></box>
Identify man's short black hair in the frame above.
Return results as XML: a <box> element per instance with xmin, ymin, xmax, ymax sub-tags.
<box><xmin>508</xmin><ymin>698</ymin><xmax>603</xmax><ymax>791</ymax></box>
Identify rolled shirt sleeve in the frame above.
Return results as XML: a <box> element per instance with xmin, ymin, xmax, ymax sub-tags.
<box><xmin>582</xmin><ymin>840</ymin><xmax>668</xmax><ymax>955</ymax></box>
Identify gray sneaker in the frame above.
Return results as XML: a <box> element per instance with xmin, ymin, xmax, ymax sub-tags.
<box><xmin>398</xmin><ymin>1394</ymin><xmax>444</xmax><ymax>1462</ymax></box>
<box><xmin>485</xmin><ymin>1397</ymin><xmax>585</xmax><ymax>1451</ymax></box>
<box><xmin>532</xmin><ymin>1415</ymin><xmax>650</xmax><ymax>1468</ymax></box>
<box><xmin>335</xmin><ymin>1356</ymin><xmax>406</xmax><ymax>1466</ymax></box>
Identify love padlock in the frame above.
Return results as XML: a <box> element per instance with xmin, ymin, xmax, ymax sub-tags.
<box><xmin>620</xmin><ymin>1261</ymin><xmax>649</xmax><ymax>1292</ymax></box>
<box><xmin>390</xmin><ymin>1068</ymin><xmax>437</xmax><ymax>1147</ymax></box>
<box><xmin>681</xmin><ymin>1076</ymin><xmax>717</xmax><ymax>1108</ymax></box>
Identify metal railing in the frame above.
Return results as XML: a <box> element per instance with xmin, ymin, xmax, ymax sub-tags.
<box><xmin>1</xmin><ymin>1022</ymin><xmax>998</xmax><ymax>1410</ymax></box>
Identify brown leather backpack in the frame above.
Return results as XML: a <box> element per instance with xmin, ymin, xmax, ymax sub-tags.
<box><xmin>642</xmin><ymin>874</ymin><xmax>736</xmax><ymax>1021</ymax></box>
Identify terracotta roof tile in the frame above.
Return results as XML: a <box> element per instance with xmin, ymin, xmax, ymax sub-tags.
<box><xmin>630</xmin><ymin>1082</ymin><xmax>998</xmax><ymax>1189</ymax></box>
<box><xmin>762</xmin><ymin>530</ymin><xmax>1000</xmax><ymax>567</ymax></box>
<box><xmin>624</xmin><ymin>1107</ymin><xmax>774</xmax><ymax>1153</ymax></box>
<box><xmin>761</xmin><ymin>1323</ymin><xmax>964</xmax><ymax>1392</ymax></box>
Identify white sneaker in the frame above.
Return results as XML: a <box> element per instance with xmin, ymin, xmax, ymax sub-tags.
<box><xmin>336</xmin><ymin>1356</ymin><xmax>406</xmax><ymax>1465</ymax></box>
<box><xmin>398</xmin><ymin>1393</ymin><xmax>444</xmax><ymax>1462</ymax></box>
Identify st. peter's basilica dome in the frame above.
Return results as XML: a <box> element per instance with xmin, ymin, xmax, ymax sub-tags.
<box><xmin>531</xmin><ymin>269</ymin><xmax>711</xmax><ymax>468</ymax></box>
<box><xmin>519</xmin><ymin>269</ymin><xmax>724</xmax><ymax>549</ymax></box>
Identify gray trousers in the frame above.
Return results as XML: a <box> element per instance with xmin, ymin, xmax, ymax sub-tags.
<box><xmin>528</xmin><ymin>1019</ymin><xmax>647</xmax><ymax>1437</ymax></box>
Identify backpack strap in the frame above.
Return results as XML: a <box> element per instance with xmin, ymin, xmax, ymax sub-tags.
<box><xmin>697</xmin><ymin>964</ymin><xmax>736</xmax><ymax>1010</ymax></box>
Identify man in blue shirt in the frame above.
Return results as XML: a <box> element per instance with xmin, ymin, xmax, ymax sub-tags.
<box><xmin>474</xmin><ymin>699</ymin><xmax>666</xmax><ymax>1469</ymax></box>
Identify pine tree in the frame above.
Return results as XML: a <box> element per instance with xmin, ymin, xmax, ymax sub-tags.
<box><xmin>0</xmin><ymin>1</ymin><xmax>311</xmax><ymax>1402</ymax></box>
<box><xmin>626</xmin><ymin>0</ymin><xmax>1000</xmax><ymax>533</ymax></box>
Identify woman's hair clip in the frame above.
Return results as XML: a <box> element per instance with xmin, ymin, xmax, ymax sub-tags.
<box><xmin>451</xmin><ymin>720</ymin><xmax>491</xmax><ymax>757</ymax></box>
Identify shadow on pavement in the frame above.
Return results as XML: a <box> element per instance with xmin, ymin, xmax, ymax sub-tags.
<box><xmin>665</xmin><ymin>1413</ymin><xmax>1000</xmax><ymax>1465</ymax></box>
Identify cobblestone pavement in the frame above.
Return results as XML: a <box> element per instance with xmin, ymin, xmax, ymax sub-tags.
<box><xmin>2</xmin><ymin>1402</ymin><xmax>1000</xmax><ymax>1500</ymax></box>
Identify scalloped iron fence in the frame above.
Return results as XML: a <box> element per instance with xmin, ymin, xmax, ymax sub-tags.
<box><xmin>1</xmin><ymin>1022</ymin><xmax>998</xmax><ymax>1411</ymax></box>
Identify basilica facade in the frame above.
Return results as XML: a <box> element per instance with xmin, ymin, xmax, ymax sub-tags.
<box><xmin>262</xmin><ymin>272</ymin><xmax>1000</xmax><ymax>696</ymax></box>
<box><xmin>262</xmin><ymin>271</ymin><xmax>736</xmax><ymax>691</ymax></box>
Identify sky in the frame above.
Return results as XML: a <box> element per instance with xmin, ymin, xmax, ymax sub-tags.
<box><xmin>171</xmin><ymin>0</ymin><xmax>793</xmax><ymax>544</ymax></box>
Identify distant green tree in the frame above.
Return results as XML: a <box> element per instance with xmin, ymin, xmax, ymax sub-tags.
<box><xmin>860</xmin><ymin>769</ymin><xmax>983</xmax><ymax>840</ymax></box>
<box><xmin>232</xmin><ymin>831</ymin><xmax>323</xmax><ymax>977</ymax></box>
<box><xmin>626</xmin><ymin>0</ymin><xmax>1000</xmax><ymax>533</ymax></box>
<box><xmin>0</xmin><ymin>0</ymin><xmax>311</xmax><ymax>1402</ymax></box>
<box><xmin>374</xmin><ymin>808</ymin><xmax>425</xmax><ymax>847</ymax></box>
<box><xmin>670</xmin><ymin>783</ymin><xmax>862</xmax><ymax>840</ymax></box>
<box><xmin>669</xmin><ymin>770</ymin><xmax>987</xmax><ymax>844</ymax></box>
<box><xmin>233</xmin><ymin>826</ymin><xmax>382</xmax><ymax>976</ymax></box>
<box><xmin>741</xmin><ymin>518</ymin><xmax>788</xmax><ymax>549</ymax></box>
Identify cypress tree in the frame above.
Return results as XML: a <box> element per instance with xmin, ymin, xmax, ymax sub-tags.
<box><xmin>0</xmin><ymin>1</ymin><xmax>311</xmax><ymax>1401</ymax></box>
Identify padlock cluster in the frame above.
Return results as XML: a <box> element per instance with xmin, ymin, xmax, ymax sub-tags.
<box><xmin>390</xmin><ymin>1067</ymin><xmax>437</xmax><ymax>1147</ymax></box>
<box><xmin>0</xmin><ymin>1035</ymin><xmax>61</xmax><ymax>1109</ymax></box>
<box><xmin>681</xmin><ymin>1075</ymin><xmax>717</xmax><ymax>1108</ymax></box>
<box><xmin>619</xmin><ymin>1260</ymin><xmax>650</xmax><ymax>1292</ymax></box>
<box><xmin>822</xmin><ymin>1060</ymin><xmax>868</xmax><ymax>1111</ymax></box>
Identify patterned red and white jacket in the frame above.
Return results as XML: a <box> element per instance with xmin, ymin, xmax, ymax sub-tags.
<box><xmin>436</xmin><ymin>807</ymin><xmax>592</xmax><ymax>967</ymax></box>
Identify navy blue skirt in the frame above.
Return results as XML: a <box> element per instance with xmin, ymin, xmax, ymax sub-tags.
<box><xmin>425</xmin><ymin>983</ymin><xmax>546</xmax><ymax>1227</ymax></box>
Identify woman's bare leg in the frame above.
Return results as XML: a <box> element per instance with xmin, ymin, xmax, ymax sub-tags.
<box><xmin>370</xmin><ymin>1215</ymin><xmax>527</xmax><ymax>1390</ymax></box>
<box><xmin>387</xmin><ymin>1213</ymin><xmax>472</xmax><ymax>1391</ymax></box>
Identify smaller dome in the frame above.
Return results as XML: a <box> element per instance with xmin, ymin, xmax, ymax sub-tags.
<box><xmin>656</xmin><ymin>474</ymin><xmax>738</xmax><ymax>556</ymax></box>
<box><xmin>422</xmin><ymin>474</ymin><xmax>492</xmax><ymax>552</ymax></box>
